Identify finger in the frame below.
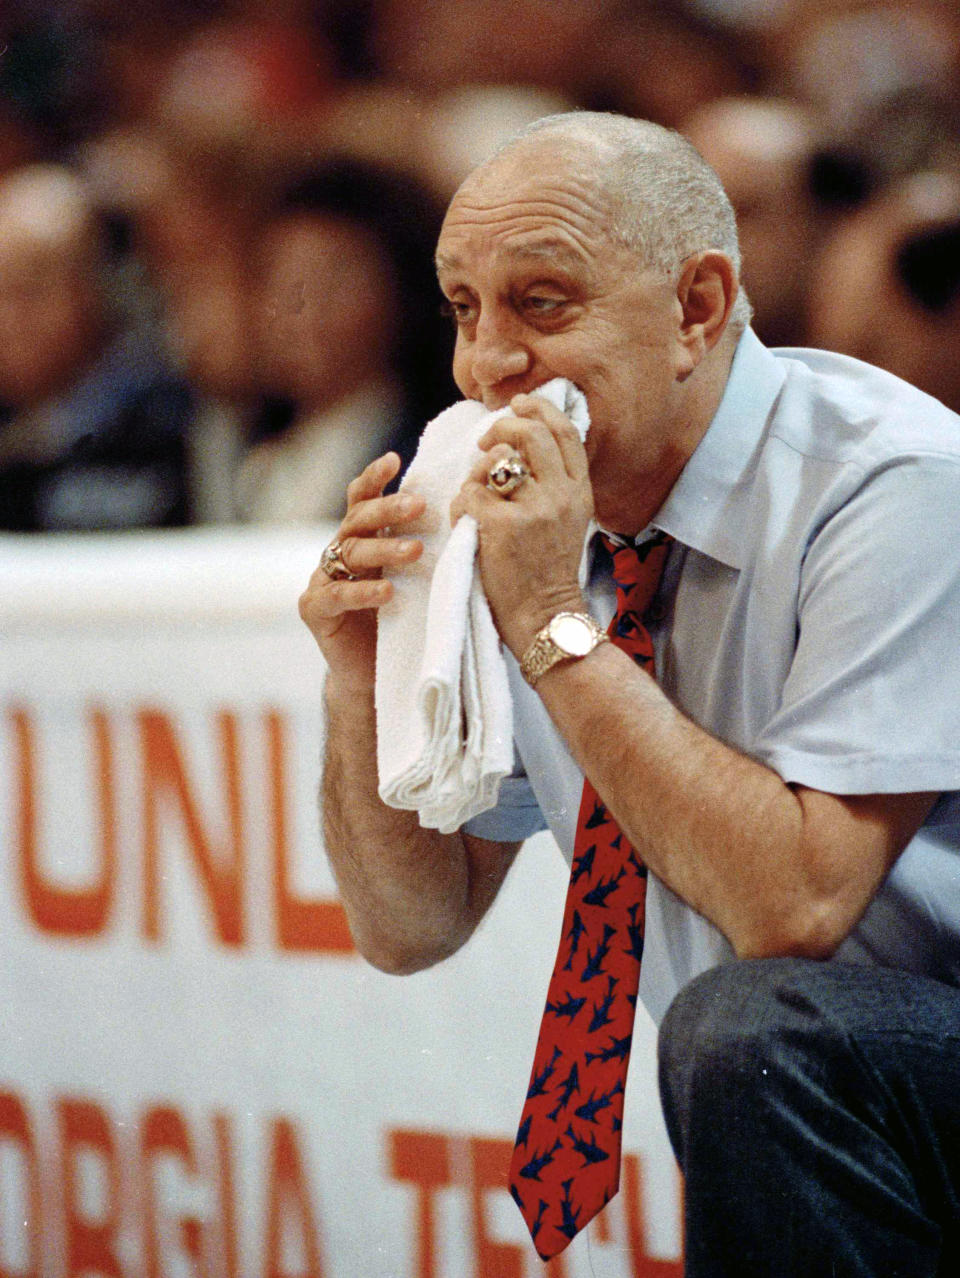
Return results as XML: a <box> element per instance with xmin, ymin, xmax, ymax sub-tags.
<box><xmin>476</xmin><ymin>413</ymin><xmax>569</xmax><ymax>484</ymax></box>
<box><xmin>301</xmin><ymin>565</ymin><xmax>393</xmax><ymax>608</ymax></box>
<box><xmin>335</xmin><ymin>531</ymin><xmax>424</xmax><ymax>576</ymax></box>
<box><xmin>510</xmin><ymin>393</ymin><xmax>590</xmax><ymax>483</ymax></box>
<box><xmin>340</xmin><ymin>489</ymin><xmax>426</xmax><ymax>538</ymax></box>
<box><xmin>345</xmin><ymin>451</ymin><xmax>402</xmax><ymax>509</ymax></box>
<box><xmin>450</xmin><ymin>476</ymin><xmax>496</xmax><ymax>526</ymax></box>
<box><xmin>463</xmin><ymin>441</ymin><xmax>528</xmax><ymax>489</ymax></box>
<box><xmin>299</xmin><ymin>575</ymin><xmax>394</xmax><ymax>633</ymax></box>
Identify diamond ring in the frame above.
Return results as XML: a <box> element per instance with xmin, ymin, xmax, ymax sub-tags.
<box><xmin>486</xmin><ymin>454</ymin><xmax>530</xmax><ymax>497</ymax></box>
<box><xmin>320</xmin><ymin>538</ymin><xmax>358</xmax><ymax>581</ymax></box>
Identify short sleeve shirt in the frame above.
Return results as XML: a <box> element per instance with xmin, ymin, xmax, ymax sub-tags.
<box><xmin>466</xmin><ymin>329</ymin><xmax>960</xmax><ymax>1023</ymax></box>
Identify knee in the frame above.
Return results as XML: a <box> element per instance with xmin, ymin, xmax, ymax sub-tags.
<box><xmin>657</xmin><ymin>958</ymin><xmax>822</xmax><ymax>1149</ymax></box>
<box><xmin>659</xmin><ymin>958</ymin><xmax>791</xmax><ymax>1073</ymax></box>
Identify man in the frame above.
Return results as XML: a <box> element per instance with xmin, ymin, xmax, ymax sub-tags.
<box><xmin>237</xmin><ymin>159</ymin><xmax>452</xmax><ymax>524</ymax></box>
<box><xmin>299</xmin><ymin>112</ymin><xmax>960</xmax><ymax>1275</ymax></box>
<box><xmin>0</xmin><ymin>164</ymin><xmax>191</xmax><ymax>531</ymax></box>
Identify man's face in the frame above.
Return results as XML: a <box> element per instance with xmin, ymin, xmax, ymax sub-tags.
<box><xmin>0</xmin><ymin>238</ymin><xmax>101</xmax><ymax>405</ymax></box>
<box><xmin>258</xmin><ymin>214</ymin><xmax>394</xmax><ymax>409</ymax></box>
<box><xmin>435</xmin><ymin>141</ymin><xmax>689</xmax><ymax>511</ymax></box>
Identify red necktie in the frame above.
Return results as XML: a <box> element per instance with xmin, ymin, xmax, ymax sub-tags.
<box><xmin>508</xmin><ymin>530</ymin><xmax>672</xmax><ymax>1260</ymax></box>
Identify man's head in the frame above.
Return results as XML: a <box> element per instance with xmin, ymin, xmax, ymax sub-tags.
<box><xmin>435</xmin><ymin>111</ymin><xmax>746</xmax><ymax>528</ymax></box>
<box><xmin>0</xmin><ymin>165</ymin><xmax>108</xmax><ymax>407</ymax></box>
<box><xmin>257</xmin><ymin>159</ymin><xmax>452</xmax><ymax>421</ymax></box>
<box><xmin>259</xmin><ymin>210</ymin><xmax>396</xmax><ymax>411</ymax></box>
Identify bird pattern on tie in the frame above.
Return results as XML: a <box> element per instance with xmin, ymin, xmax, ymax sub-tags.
<box><xmin>508</xmin><ymin>530</ymin><xmax>672</xmax><ymax>1260</ymax></box>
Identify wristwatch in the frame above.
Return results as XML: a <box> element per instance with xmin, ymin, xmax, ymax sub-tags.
<box><xmin>519</xmin><ymin>611</ymin><xmax>609</xmax><ymax>687</ymax></box>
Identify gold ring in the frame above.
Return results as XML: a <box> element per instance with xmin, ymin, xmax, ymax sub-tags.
<box><xmin>486</xmin><ymin>453</ymin><xmax>530</xmax><ymax>497</ymax></box>
<box><xmin>320</xmin><ymin>538</ymin><xmax>358</xmax><ymax>581</ymax></box>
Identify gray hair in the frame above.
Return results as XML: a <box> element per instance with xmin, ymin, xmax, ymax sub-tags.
<box><xmin>493</xmin><ymin>111</ymin><xmax>753</xmax><ymax>335</ymax></box>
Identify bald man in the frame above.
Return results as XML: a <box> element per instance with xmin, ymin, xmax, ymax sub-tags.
<box><xmin>0</xmin><ymin>164</ymin><xmax>191</xmax><ymax>530</ymax></box>
<box><xmin>300</xmin><ymin>113</ymin><xmax>960</xmax><ymax>1275</ymax></box>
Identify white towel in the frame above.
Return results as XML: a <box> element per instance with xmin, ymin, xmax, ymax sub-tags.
<box><xmin>375</xmin><ymin>378</ymin><xmax>589</xmax><ymax>833</ymax></box>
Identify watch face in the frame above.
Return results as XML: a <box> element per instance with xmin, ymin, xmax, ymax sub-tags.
<box><xmin>549</xmin><ymin>613</ymin><xmax>594</xmax><ymax>656</ymax></box>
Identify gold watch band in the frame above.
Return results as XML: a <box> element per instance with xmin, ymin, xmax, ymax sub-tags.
<box><xmin>519</xmin><ymin>612</ymin><xmax>609</xmax><ymax>687</ymax></box>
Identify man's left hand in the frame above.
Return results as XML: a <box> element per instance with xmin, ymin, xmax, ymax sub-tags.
<box><xmin>449</xmin><ymin>392</ymin><xmax>595</xmax><ymax>658</ymax></box>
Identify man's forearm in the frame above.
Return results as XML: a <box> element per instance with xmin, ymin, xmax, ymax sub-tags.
<box><xmin>322</xmin><ymin>678</ymin><xmax>487</xmax><ymax>973</ymax></box>
<box><xmin>534</xmin><ymin>642</ymin><xmax>933</xmax><ymax>959</ymax></box>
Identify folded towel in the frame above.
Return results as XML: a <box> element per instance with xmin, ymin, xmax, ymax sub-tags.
<box><xmin>375</xmin><ymin>378</ymin><xmax>589</xmax><ymax>833</ymax></box>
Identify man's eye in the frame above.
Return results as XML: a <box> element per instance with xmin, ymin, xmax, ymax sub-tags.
<box><xmin>440</xmin><ymin>299</ymin><xmax>476</xmax><ymax>326</ymax></box>
<box><xmin>524</xmin><ymin>295</ymin><xmax>564</xmax><ymax>315</ymax></box>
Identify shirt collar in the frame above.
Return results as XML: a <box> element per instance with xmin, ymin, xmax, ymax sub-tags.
<box><xmin>647</xmin><ymin>327</ymin><xmax>786</xmax><ymax>570</ymax></box>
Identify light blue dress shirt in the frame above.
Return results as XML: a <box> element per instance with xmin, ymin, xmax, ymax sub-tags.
<box><xmin>466</xmin><ymin>329</ymin><xmax>960</xmax><ymax>1023</ymax></box>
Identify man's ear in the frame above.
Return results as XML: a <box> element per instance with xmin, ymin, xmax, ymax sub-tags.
<box><xmin>675</xmin><ymin>251</ymin><xmax>739</xmax><ymax>379</ymax></box>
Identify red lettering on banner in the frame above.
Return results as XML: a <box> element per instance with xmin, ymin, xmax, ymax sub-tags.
<box><xmin>140</xmin><ymin>1106</ymin><xmax>203</xmax><ymax>1278</ymax></box>
<box><xmin>140</xmin><ymin>709</ymin><xmax>245</xmax><ymax>947</ymax></box>
<box><xmin>58</xmin><ymin>1097</ymin><xmax>123</xmax><ymax>1278</ymax></box>
<box><xmin>389</xmin><ymin>1127</ymin><xmax>683</xmax><ymax>1277</ymax></box>
<box><xmin>267</xmin><ymin>711</ymin><xmax>352</xmax><ymax>953</ymax></box>
<box><xmin>13</xmin><ymin>706</ymin><xmax>117</xmax><ymax>938</ymax></box>
<box><xmin>0</xmin><ymin>1091</ymin><xmax>41</xmax><ymax>1278</ymax></box>
<box><xmin>6</xmin><ymin>702</ymin><xmax>354</xmax><ymax>956</ymax></box>
<box><xmin>213</xmin><ymin>1112</ymin><xmax>239</xmax><ymax>1278</ymax></box>
<box><xmin>388</xmin><ymin>1129</ymin><xmax>451</xmax><ymax>1278</ymax></box>
<box><xmin>469</xmin><ymin>1136</ymin><xmax>570</xmax><ymax>1278</ymax></box>
<box><xmin>263</xmin><ymin>1117</ymin><xmax>326</xmax><ymax>1278</ymax></box>
<box><xmin>623</xmin><ymin>1158</ymin><xmax>683</xmax><ymax>1277</ymax></box>
<box><xmin>4</xmin><ymin>1092</ymin><xmax>335</xmax><ymax>1278</ymax></box>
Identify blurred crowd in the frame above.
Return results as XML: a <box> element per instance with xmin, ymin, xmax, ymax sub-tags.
<box><xmin>1</xmin><ymin>0</ymin><xmax>959</xmax><ymax>532</ymax></box>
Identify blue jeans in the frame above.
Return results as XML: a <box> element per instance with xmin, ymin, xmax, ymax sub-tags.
<box><xmin>658</xmin><ymin>958</ymin><xmax>960</xmax><ymax>1277</ymax></box>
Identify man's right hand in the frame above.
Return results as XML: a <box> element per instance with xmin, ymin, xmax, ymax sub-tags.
<box><xmin>298</xmin><ymin>451</ymin><xmax>426</xmax><ymax>693</ymax></box>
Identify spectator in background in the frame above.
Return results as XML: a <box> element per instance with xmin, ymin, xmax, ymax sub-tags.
<box><xmin>3</xmin><ymin>0</ymin><xmax>959</xmax><ymax>530</ymax></box>
<box><xmin>0</xmin><ymin>4</ymin><xmax>106</xmax><ymax>154</ymax></box>
<box><xmin>682</xmin><ymin>96</ymin><xmax>825</xmax><ymax>347</ymax></box>
<box><xmin>232</xmin><ymin>159</ymin><xmax>454</xmax><ymax>525</ymax></box>
<box><xmin>807</xmin><ymin>90</ymin><xmax>960</xmax><ymax>211</ymax></box>
<box><xmin>807</xmin><ymin>167</ymin><xmax>960</xmax><ymax>413</ymax></box>
<box><xmin>415</xmin><ymin>85</ymin><xmax>576</xmax><ymax>202</ymax></box>
<box><xmin>584</xmin><ymin>3</ymin><xmax>757</xmax><ymax>128</ymax></box>
<box><xmin>0</xmin><ymin>163</ymin><xmax>192</xmax><ymax>531</ymax></box>
<box><xmin>799</xmin><ymin>87</ymin><xmax>960</xmax><ymax>410</ymax></box>
<box><xmin>367</xmin><ymin>0</ymin><xmax>611</xmax><ymax>99</ymax></box>
<box><xmin>312</xmin><ymin>81</ymin><xmax>576</xmax><ymax>205</ymax></box>
<box><xmin>113</xmin><ymin>138</ymin><xmax>261</xmax><ymax>525</ymax></box>
<box><xmin>778</xmin><ymin>2</ymin><xmax>960</xmax><ymax>131</ymax></box>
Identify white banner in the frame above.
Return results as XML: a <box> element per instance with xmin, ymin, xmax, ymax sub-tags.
<box><xmin>0</xmin><ymin>528</ymin><xmax>682</xmax><ymax>1278</ymax></box>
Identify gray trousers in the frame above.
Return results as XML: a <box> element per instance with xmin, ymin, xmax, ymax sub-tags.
<box><xmin>658</xmin><ymin>958</ymin><xmax>960</xmax><ymax>1277</ymax></box>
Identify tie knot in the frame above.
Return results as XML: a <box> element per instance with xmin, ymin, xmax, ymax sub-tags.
<box><xmin>601</xmin><ymin>530</ymin><xmax>672</xmax><ymax>619</ymax></box>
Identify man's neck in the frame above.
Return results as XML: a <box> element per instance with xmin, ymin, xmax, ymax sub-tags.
<box><xmin>594</xmin><ymin>331</ymin><xmax>739</xmax><ymax>537</ymax></box>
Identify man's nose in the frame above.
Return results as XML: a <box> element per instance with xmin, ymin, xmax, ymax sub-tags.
<box><xmin>470</xmin><ymin>316</ymin><xmax>531</xmax><ymax>395</ymax></box>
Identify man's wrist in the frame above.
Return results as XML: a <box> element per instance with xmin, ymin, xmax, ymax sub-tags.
<box><xmin>507</xmin><ymin>586</ymin><xmax>589</xmax><ymax>657</ymax></box>
<box><xmin>520</xmin><ymin>611</ymin><xmax>609</xmax><ymax>687</ymax></box>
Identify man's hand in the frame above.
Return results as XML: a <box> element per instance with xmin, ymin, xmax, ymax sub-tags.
<box><xmin>298</xmin><ymin>449</ymin><xmax>522</xmax><ymax>975</ymax></box>
<box><xmin>298</xmin><ymin>452</ymin><xmax>426</xmax><ymax>693</ymax></box>
<box><xmin>450</xmin><ymin>393</ymin><xmax>595</xmax><ymax>658</ymax></box>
